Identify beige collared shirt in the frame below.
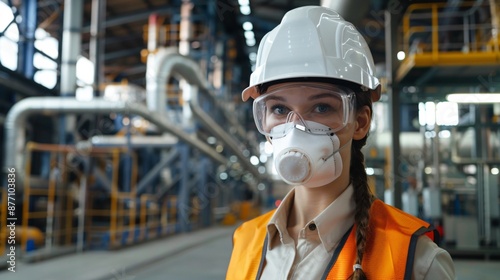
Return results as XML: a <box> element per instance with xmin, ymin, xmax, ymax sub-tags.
<box><xmin>260</xmin><ymin>185</ymin><xmax>455</xmax><ymax>280</ymax></box>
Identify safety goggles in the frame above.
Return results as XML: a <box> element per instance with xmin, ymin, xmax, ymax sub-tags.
<box><xmin>252</xmin><ymin>83</ymin><xmax>356</xmax><ymax>138</ymax></box>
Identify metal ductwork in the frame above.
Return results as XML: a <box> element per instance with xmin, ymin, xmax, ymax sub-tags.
<box><xmin>3</xmin><ymin>97</ymin><xmax>228</xmax><ymax>187</ymax></box>
<box><xmin>146</xmin><ymin>47</ymin><xmax>263</xmax><ymax>180</ymax></box>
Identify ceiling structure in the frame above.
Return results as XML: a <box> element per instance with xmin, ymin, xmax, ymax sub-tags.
<box><xmin>3</xmin><ymin>0</ymin><xmax>488</xmax><ymax>101</ymax></box>
<box><xmin>29</xmin><ymin>0</ymin><xmax>401</xmax><ymax>95</ymax></box>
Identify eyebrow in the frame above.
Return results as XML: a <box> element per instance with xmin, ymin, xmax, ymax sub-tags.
<box><xmin>308</xmin><ymin>92</ymin><xmax>340</xmax><ymax>100</ymax></box>
<box><xmin>264</xmin><ymin>95</ymin><xmax>285</xmax><ymax>102</ymax></box>
<box><xmin>264</xmin><ymin>91</ymin><xmax>341</xmax><ymax>102</ymax></box>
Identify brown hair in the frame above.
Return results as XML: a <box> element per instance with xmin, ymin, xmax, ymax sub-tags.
<box><xmin>348</xmin><ymin>89</ymin><xmax>375</xmax><ymax>280</ymax></box>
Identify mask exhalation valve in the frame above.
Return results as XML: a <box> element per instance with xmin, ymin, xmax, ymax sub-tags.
<box><xmin>276</xmin><ymin>150</ymin><xmax>311</xmax><ymax>184</ymax></box>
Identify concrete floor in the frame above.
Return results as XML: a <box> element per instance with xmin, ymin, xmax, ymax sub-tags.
<box><xmin>0</xmin><ymin>226</ymin><xmax>235</xmax><ymax>280</ymax></box>
<box><xmin>0</xmin><ymin>225</ymin><xmax>499</xmax><ymax>280</ymax></box>
<box><xmin>132</xmin><ymin>235</ymin><xmax>231</xmax><ymax>280</ymax></box>
<box><xmin>454</xmin><ymin>260</ymin><xmax>500</xmax><ymax>280</ymax></box>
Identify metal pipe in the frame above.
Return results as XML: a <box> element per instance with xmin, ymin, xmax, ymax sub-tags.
<box><xmin>81</xmin><ymin>6</ymin><xmax>177</xmax><ymax>32</ymax></box>
<box><xmin>147</xmin><ymin>14</ymin><xmax>158</xmax><ymax>52</ymax></box>
<box><xmin>432</xmin><ymin>120</ymin><xmax>441</xmax><ymax>188</ymax></box>
<box><xmin>177</xmin><ymin>144</ymin><xmax>190</xmax><ymax>232</ymax></box>
<box><xmin>89</xmin><ymin>0</ymin><xmax>106</xmax><ymax>96</ymax></box>
<box><xmin>59</xmin><ymin>0</ymin><xmax>83</xmax><ymax>148</ymax></box>
<box><xmin>385</xmin><ymin>10</ymin><xmax>403</xmax><ymax>209</ymax></box>
<box><xmin>146</xmin><ymin>47</ymin><xmax>263</xmax><ymax>180</ymax></box>
<box><xmin>110</xmin><ymin>150</ymin><xmax>119</xmax><ymax>246</ymax></box>
<box><xmin>189</xmin><ymin>99</ymin><xmax>261</xmax><ymax>179</ymax></box>
<box><xmin>21</xmin><ymin>149</ymin><xmax>33</xmax><ymax>252</ymax></box>
<box><xmin>136</xmin><ymin>149</ymin><xmax>179</xmax><ymax>195</ymax></box>
<box><xmin>60</xmin><ymin>0</ymin><xmax>82</xmax><ymax>96</ymax></box>
<box><xmin>19</xmin><ymin>0</ymin><xmax>36</xmax><ymax>79</ymax></box>
<box><xmin>179</xmin><ymin>0</ymin><xmax>193</xmax><ymax>55</ymax></box>
<box><xmin>45</xmin><ymin>153</ymin><xmax>57</xmax><ymax>251</ymax></box>
<box><xmin>3</xmin><ymin>97</ymin><xmax>228</xmax><ymax>188</ymax></box>
<box><xmin>92</xmin><ymin>165</ymin><xmax>112</xmax><ymax>193</ymax></box>
<box><xmin>89</xmin><ymin>135</ymin><xmax>179</xmax><ymax>148</ymax></box>
<box><xmin>128</xmin><ymin>158</ymin><xmax>137</xmax><ymax>244</ymax></box>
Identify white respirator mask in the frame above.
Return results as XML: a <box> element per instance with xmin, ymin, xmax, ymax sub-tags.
<box><xmin>271</xmin><ymin>121</ymin><xmax>348</xmax><ymax>188</ymax></box>
<box><xmin>252</xmin><ymin>82</ymin><xmax>356</xmax><ymax>188</ymax></box>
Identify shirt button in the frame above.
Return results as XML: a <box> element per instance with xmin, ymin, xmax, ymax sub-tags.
<box><xmin>308</xmin><ymin>223</ymin><xmax>317</xmax><ymax>231</ymax></box>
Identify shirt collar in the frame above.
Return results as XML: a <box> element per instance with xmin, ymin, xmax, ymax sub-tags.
<box><xmin>266</xmin><ymin>188</ymin><xmax>296</xmax><ymax>249</ymax></box>
<box><xmin>266</xmin><ymin>184</ymin><xmax>356</xmax><ymax>252</ymax></box>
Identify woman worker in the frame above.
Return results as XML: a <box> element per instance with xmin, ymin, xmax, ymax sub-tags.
<box><xmin>226</xmin><ymin>6</ymin><xmax>455</xmax><ymax>280</ymax></box>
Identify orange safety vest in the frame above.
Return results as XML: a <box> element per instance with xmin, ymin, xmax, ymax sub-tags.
<box><xmin>226</xmin><ymin>199</ymin><xmax>438</xmax><ymax>280</ymax></box>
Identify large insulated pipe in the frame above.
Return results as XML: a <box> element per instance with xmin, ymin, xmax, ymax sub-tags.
<box><xmin>3</xmin><ymin>97</ymin><xmax>227</xmax><ymax>187</ymax></box>
<box><xmin>60</xmin><ymin>0</ymin><xmax>82</xmax><ymax>96</ymax></box>
<box><xmin>59</xmin><ymin>0</ymin><xmax>83</xmax><ymax>148</ymax></box>
<box><xmin>59</xmin><ymin>0</ymin><xmax>84</xmax><ymax>253</ymax></box>
<box><xmin>146</xmin><ymin>47</ymin><xmax>263</xmax><ymax>179</ymax></box>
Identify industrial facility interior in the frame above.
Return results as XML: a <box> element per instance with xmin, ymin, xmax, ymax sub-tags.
<box><xmin>0</xmin><ymin>0</ymin><xmax>499</xmax><ymax>279</ymax></box>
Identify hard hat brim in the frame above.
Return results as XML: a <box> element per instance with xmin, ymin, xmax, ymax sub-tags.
<box><xmin>241</xmin><ymin>86</ymin><xmax>258</xmax><ymax>102</ymax></box>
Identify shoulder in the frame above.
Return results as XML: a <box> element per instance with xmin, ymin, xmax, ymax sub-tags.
<box><xmin>370</xmin><ymin>200</ymin><xmax>431</xmax><ymax>233</ymax></box>
<box><xmin>413</xmin><ymin>235</ymin><xmax>455</xmax><ymax>280</ymax></box>
<box><xmin>371</xmin><ymin>199</ymin><xmax>425</xmax><ymax>222</ymax></box>
<box><xmin>234</xmin><ymin>209</ymin><xmax>276</xmax><ymax>238</ymax></box>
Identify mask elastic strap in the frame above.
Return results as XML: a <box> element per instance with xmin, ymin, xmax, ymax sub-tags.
<box><xmin>323</xmin><ymin>138</ymin><xmax>352</xmax><ymax>161</ymax></box>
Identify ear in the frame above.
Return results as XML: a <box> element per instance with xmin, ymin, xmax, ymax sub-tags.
<box><xmin>353</xmin><ymin>105</ymin><xmax>371</xmax><ymax>140</ymax></box>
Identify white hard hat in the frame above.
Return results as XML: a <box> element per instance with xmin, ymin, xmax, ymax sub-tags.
<box><xmin>242</xmin><ymin>6</ymin><xmax>381</xmax><ymax>102</ymax></box>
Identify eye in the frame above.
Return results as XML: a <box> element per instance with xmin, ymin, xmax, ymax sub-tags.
<box><xmin>270</xmin><ymin>104</ymin><xmax>290</xmax><ymax>115</ymax></box>
<box><xmin>314</xmin><ymin>103</ymin><xmax>332</xmax><ymax>113</ymax></box>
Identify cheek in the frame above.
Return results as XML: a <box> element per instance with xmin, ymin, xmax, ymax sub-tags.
<box><xmin>336</xmin><ymin>127</ymin><xmax>355</xmax><ymax>145</ymax></box>
<box><xmin>336</xmin><ymin>133</ymin><xmax>354</xmax><ymax>159</ymax></box>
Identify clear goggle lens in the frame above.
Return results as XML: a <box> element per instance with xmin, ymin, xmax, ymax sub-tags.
<box><xmin>252</xmin><ymin>84</ymin><xmax>355</xmax><ymax>138</ymax></box>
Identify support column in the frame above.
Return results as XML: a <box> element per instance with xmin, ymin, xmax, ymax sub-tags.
<box><xmin>60</xmin><ymin>0</ymin><xmax>84</xmax><ymax>250</ymax></box>
<box><xmin>386</xmin><ymin>9</ymin><xmax>403</xmax><ymax>209</ymax></box>
<box><xmin>60</xmin><ymin>0</ymin><xmax>83</xmax><ymax>97</ymax></box>
<box><xmin>177</xmin><ymin>144</ymin><xmax>191</xmax><ymax>232</ymax></box>
<box><xmin>59</xmin><ymin>0</ymin><xmax>83</xmax><ymax>144</ymax></box>
<box><xmin>198</xmin><ymin>157</ymin><xmax>212</xmax><ymax>227</ymax></box>
<box><xmin>473</xmin><ymin>105</ymin><xmax>492</xmax><ymax>245</ymax></box>
<box><xmin>19</xmin><ymin>0</ymin><xmax>36</xmax><ymax>79</ymax></box>
<box><xmin>89</xmin><ymin>0</ymin><xmax>106</xmax><ymax>97</ymax></box>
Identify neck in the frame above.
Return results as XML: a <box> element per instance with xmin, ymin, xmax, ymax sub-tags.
<box><xmin>287</xmin><ymin>178</ymin><xmax>350</xmax><ymax>229</ymax></box>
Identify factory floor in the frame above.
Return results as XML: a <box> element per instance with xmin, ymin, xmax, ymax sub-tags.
<box><xmin>0</xmin><ymin>224</ymin><xmax>499</xmax><ymax>280</ymax></box>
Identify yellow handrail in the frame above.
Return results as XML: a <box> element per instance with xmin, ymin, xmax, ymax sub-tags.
<box><xmin>19</xmin><ymin>140</ymin><xmax>173</xmax><ymax>252</ymax></box>
<box><xmin>402</xmin><ymin>1</ymin><xmax>497</xmax><ymax>56</ymax></box>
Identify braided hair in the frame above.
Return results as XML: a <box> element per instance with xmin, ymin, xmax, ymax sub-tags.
<box><xmin>348</xmin><ymin>90</ymin><xmax>376</xmax><ymax>280</ymax></box>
